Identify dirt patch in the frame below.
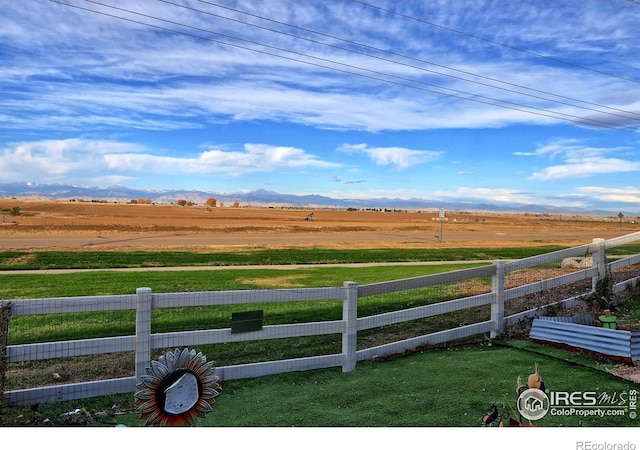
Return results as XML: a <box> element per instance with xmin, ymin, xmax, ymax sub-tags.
<box><xmin>1</xmin><ymin>253</ymin><xmax>36</xmax><ymax>266</ymax></box>
<box><xmin>610</xmin><ymin>364</ymin><xmax>640</xmax><ymax>383</ymax></box>
<box><xmin>238</xmin><ymin>274</ymin><xmax>307</xmax><ymax>288</ymax></box>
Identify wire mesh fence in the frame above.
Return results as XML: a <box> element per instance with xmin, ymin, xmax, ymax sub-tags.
<box><xmin>2</xmin><ymin>233</ymin><xmax>640</xmax><ymax>407</ymax></box>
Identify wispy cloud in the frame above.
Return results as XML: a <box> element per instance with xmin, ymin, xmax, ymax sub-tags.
<box><xmin>577</xmin><ymin>186</ymin><xmax>640</xmax><ymax>204</ymax></box>
<box><xmin>1</xmin><ymin>139</ymin><xmax>339</xmax><ymax>183</ymax></box>
<box><xmin>2</xmin><ymin>1</ymin><xmax>640</xmax><ymax>213</ymax></box>
<box><xmin>3</xmin><ymin>1</ymin><xmax>639</xmax><ymax>134</ymax></box>
<box><xmin>0</xmin><ymin>139</ymin><xmax>144</xmax><ymax>183</ymax></box>
<box><xmin>523</xmin><ymin>139</ymin><xmax>640</xmax><ymax>181</ymax></box>
<box><xmin>532</xmin><ymin>157</ymin><xmax>640</xmax><ymax>181</ymax></box>
<box><xmin>338</xmin><ymin>143</ymin><xmax>441</xmax><ymax>169</ymax></box>
<box><xmin>344</xmin><ymin>179</ymin><xmax>367</xmax><ymax>185</ymax></box>
<box><xmin>434</xmin><ymin>186</ymin><xmax>590</xmax><ymax>209</ymax></box>
<box><xmin>442</xmin><ymin>187</ymin><xmax>538</xmax><ymax>205</ymax></box>
<box><xmin>106</xmin><ymin>143</ymin><xmax>341</xmax><ymax>176</ymax></box>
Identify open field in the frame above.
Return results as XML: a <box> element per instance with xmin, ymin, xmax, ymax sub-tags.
<box><xmin>2</xmin><ymin>199</ymin><xmax>640</xmax><ymax>429</ymax></box>
<box><xmin>1</xmin><ymin>199</ymin><xmax>637</xmax><ymax>251</ymax></box>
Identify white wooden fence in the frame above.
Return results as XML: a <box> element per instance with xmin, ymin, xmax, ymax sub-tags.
<box><xmin>2</xmin><ymin>233</ymin><xmax>640</xmax><ymax>407</ymax></box>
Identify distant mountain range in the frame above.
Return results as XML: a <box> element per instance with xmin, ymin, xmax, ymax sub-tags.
<box><xmin>0</xmin><ymin>182</ymin><xmax>629</xmax><ymax>216</ymax></box>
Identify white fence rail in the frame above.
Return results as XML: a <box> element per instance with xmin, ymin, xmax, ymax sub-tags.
<box><xmin>3</xmin><ymin>233</ymin><xmax>640</xmax><ymax>407</ymax></box>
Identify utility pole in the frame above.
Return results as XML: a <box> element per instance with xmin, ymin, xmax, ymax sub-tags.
<box><xmin>439</xmin><ymin>208</ymin><xmax>445</xmax><ymax>242</ymax></box>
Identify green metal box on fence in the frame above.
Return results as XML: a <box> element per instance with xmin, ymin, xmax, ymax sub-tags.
<box><xmin>231</xmin><ymin>310</ymin><xmax>264</xmax><ymax>333</ymax></box>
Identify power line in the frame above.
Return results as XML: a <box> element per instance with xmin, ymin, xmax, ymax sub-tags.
<box><xmin>186</xmin><ymin>0</ymin><xmax>640</xmax><ymax>122</ymax></box>
<box><xmin>64</xmin><ymin>0</ymin><xmax>640</xmax><ymax>132</ymax></box>
<box><xmin>351</xmin><ymin>0</ymin><xmax>640</xmax><ymax>86</ymax></box>
<box><xmin>84</xmin><ymin>0</ymin><xmax>640</xmax><ymax>130</ymax></box>
<box><xmin>49</xmin><ymin>0</ymin><xmax>640</xmax><ymax>134</ymax></box>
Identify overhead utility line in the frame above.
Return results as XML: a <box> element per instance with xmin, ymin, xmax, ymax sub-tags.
<box><xmin>79</xmin><ymin>0</ymin><xmax>640</xmax><ymax>131</ymax></box>
<box><xmin>351</xmin><ymin>0</ymin><xmax>640</xmax><ymax>86</ymax></box>
<box><xmin>187</xmin><ymin>0</ymin><xmax>640</xmax><ymax>122</ymax></box>
<box><xmin>50</xmin><ymin>0</ymin><xmax>640</xmax><ymax>134</ymax></box>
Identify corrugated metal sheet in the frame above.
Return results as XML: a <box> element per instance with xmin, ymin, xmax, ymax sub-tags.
<box><xmin>538</xmin><ymin>314</ymin><xmax>595</xmax><ymax>326</ymax></box>
<box><xmin>631</xmin><ymin>332</ymin><xmax>640</xmax><ymax>364</ymax></box>
<box><xmin>529</xmin><ymin>319</ymin><xmax>634</xmax><ymax>362</ymax></box>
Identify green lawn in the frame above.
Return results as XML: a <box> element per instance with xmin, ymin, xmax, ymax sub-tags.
<box><xmin>0</xmin><ymin>246</ymin><xmax>565</xmax><ymax>270</ymax></box>
<box><xmin>2</xmin><ymin>246</ymin><xmax>639</xmax><ymax>428</ymax></box>
<box><xmin>2</xmin><ymin>245</ymin><xmax>638</xmax><ymax>270</ymax></box>
<box><xmin>196</xmin><ymin>343</ymin><xmax>638</xmax><ymax>427</ymax></box>
<box><xmin>5</xmin><ymin>342</ymin><xmax>636</xmax><ymax>428</ymax></box>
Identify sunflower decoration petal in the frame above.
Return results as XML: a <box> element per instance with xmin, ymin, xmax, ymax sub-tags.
<box><xmin>134</xmin><ymin>347</ymin><xmax>222</xmax><ymax>426</ymax></box>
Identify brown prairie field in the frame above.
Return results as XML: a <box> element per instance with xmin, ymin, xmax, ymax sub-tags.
<box><xmin>0</xmin><ymin>198</ymin><xmax>636</xmax><ymax>252</ymax></box>
<box><xmin>4</xmin><ymin>199</ymin><xmax>640</xmax><ymax>388</ymax></box>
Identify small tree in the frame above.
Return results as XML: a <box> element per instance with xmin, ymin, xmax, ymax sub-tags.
<box><xmin>177</xmin><ymin>199</ymin><xmax>187</xmax><ymax>206</ymax></box>
<box><xmin>233</xmin><ymin>201</ymin><xmax>240</xmax><ymax>208</ymax></box>
<box><xmin>206</xmin><ymin>198</ymin><xmax>217</xmax><ymax>208</ymax></box>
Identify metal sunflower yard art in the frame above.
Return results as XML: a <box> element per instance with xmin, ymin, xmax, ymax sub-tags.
<box><xmin>135</xmin><ymin>348</ymin><xmax>222</xmax><ymax>426</ymax></box>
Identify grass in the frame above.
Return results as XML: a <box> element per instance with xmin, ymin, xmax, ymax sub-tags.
<box><xmin>2</xmin><ymin>245</ymin><xmax>639</xmax><ymax>271</ymax></box>
<box><xmin>196</xmin><ymin>343</ymin><xmax>638</xmax><ymax>427</ymax></box>
<box><xmin>0</xmin><ymin>246</ymin><xmax>567</xmax><ymax>270</ymax></box>
<box><xmin>0</xmin><ymin>263</ymin><xmax>486</xmax><ymax>299</ymax></box>
<box><xmin>3</xmin><ymin>342</ymin><xmax>637</xmax><ymax>427</ymax></box>
<box><xmin>3</xmin><ymin>262</ymin><xmax>493</xmax><ymax>404</ymax></box>
<box><xmin>4</xmin><ymin>263</ymin><xmax>488</xmax><ymax>367</ymax></box>
<box><xmin>2</xmin><ymin>246</ymin><xmax>640</xmax><ymax>428</ymax></box>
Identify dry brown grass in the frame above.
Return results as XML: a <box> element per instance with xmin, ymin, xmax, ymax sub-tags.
<box><xmin>1</xmin><ymin>198</ymin><xmax>636</xmax><ymax>252</ymax></box>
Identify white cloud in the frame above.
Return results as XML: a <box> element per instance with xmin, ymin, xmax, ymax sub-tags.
<box><xmin>527</xmin><ymin>139</ymin><xmax>640</xmax><ymax>180</ymax></box>
<box><xmin>338</xmin><ymin>143</ymin><xmax>441</xmax><ymax>169</ymax></box>
<box><xmin>432</xmin><ymin>186</ymin><xmax>591</xmax><ymax>209</ymax></box>
<box><xmin>1</xmin><ymin>139</ymin><xmax>339</xmax><ymax>184</ymax></box>
<box><xmin>532</xmin><ymin>157</ymin><xmax>640</xmax><ymax>181</ymax></box>
<box><xmin>105</xmin><ymin>143</ymin><xmax>339</xmax><ymax>175</ymax></box>
<box><xmin>0</xmin><ymin>139</ymin><xmax>144</xmax><ymax>183</ymax></box>
<box><xmin>445</xmin><ymin>187</ymin><xmax>537</xmax><ymax>204</ymax></box>
<box><xmin>577</xmin><ymin>186</ymin><xmax>640</xmax><ymax>204</ymax></box>
<box><xmin>327</xmin><ymin>185</ymin><xmax>590</xmax><ymax>209</ymax></box>
<box><xmin>2</xmin><ymin>1</ymin><xmax>640</xmax><ymax>213</ymax></box>
<box><xmin>4</xmin><ymin>1</ymin><xmax>639</xmax><ymax>134</ymax></box>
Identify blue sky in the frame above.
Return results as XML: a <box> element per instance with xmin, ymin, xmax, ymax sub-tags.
<box><xmin>1</xmin><ymin>0</ymin><xmax>640</xmax><ymax>212</ymax></box>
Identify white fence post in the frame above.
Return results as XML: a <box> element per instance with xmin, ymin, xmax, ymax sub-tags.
<box><xmin>135</xmin><ymin>287</ymin><xmax>153</xmax><ymax>386</ymax></box>
<box><xmin>491</xmin><ymin>260</ymin><xmax>505</xmax><ymax>338</ymax></box>
<box><xmin>342</xmin><ymin>281</ymin><xmax>358</xmax><ymax>373</ymax></box>
<box><xmin>592</xmin><ymin>238</ymin><xmax>607</xmax><ymax>292</ymax></box>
